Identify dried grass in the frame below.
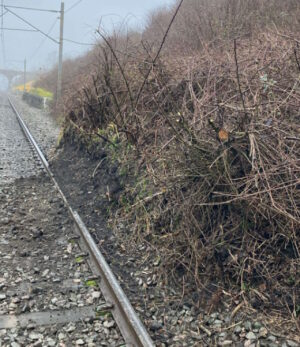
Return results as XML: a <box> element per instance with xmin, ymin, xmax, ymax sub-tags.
<box><xmin>37</xmin><ymin>0</ymin><xmax>300</xmax><ymax>319</ymax></box>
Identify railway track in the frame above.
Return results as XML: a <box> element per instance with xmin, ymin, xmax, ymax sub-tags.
<box><xmin>0</xmin><ymin>96</ymin><xmax>154</xmax><ymax>347</ymax></box>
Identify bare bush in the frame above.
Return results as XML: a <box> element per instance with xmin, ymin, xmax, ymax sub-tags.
<box><xmin>144</xmin><ymin>0</ymin><xmax>300</xmax><ymax>52</ymax></box>
<box><xmin>37</xmin><ymin>0</ymin><xmax>300</xmax><ymax>319</ymax></box>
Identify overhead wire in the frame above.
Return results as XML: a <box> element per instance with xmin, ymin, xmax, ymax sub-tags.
<box><xmin>4</xmin><ymin>7</ymin><xmax>59</xmax><ymax>44</ymax></box>
<box><xmin>64</xmin><ymin>37</ymin><xmax>95</xmax><ymax>46</ymax></box>
<box><xmin>1</xmin><ymin>1</ymin><xmax>101</xmax><ymax>70</ymax></box>
<box><xmin>3</xmin><ymin>5</ymin><xmax>59</xmax><ymax>13</ymax></box>
<box><xmin>65</xmin><ymin>0</ymin><xmax>83</xmax><ymax>14</ymax></box>
<box><xmin>29</xmin><ymin>18</ymin><xmax>59</xmax><ymax>62</ymax></box>
<box><xmin>1</xmin><ymin>27</ymin><xmax>37</xmax><ymax>32</ymax></box>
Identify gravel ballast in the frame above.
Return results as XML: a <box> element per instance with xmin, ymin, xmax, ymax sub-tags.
<box><xmin>0</xmin><ymin>95</ymin><xmax>124</xmax><ymax>346</ymax></box>
<box><xmin>0</xmin><ymin>176</ymin><xmax>124</xmax><ymax>346</ymax></box>
<box><xmin>10</xmin><ymin>93</ymin><xmax>60</xmax><ymax>159</ymax></box>
<box><xmin>0</xmin><ymin>94</ymin><xmax>39</xmax><ymax>185</ymax></box>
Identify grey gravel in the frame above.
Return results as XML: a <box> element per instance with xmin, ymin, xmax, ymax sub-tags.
<box><xmin>246</xmin><ymin>332</ymin><xmax>257</xmax><ymax>340</ymax></box>
<box><xmin>10</xmin><ymin>93</ymin><xmax>60</xmax><ymax>159</ymax></box>
<box><xmin>0</xmin><ymin>177</ymin><xmax>125</xmax><ymax>346</ymax></box>
<box><xmin>244</xmin><ymin>321</ymin><xmax>252</xmax><ymax>331</ymax></box>
<box><xmin>0</xmin><ymin>94</ymin><xmax>38</xmax><ymax>185</ymax></box>
<box><xmin>0</xmin><ymin>96</ymin><xmax>125</xmax><ymax>346</ymax></box>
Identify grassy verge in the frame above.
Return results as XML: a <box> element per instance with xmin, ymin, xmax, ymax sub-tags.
<box><xmin>14</xmin><ymin>82</ymin><xmax>53</xmax><ymax>99</ymax></box>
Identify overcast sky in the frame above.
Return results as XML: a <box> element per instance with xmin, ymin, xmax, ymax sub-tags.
<box><xmin>0</xmin><ymin>0</ymin><xmax>175</xmax><ymax>72</ymax></box>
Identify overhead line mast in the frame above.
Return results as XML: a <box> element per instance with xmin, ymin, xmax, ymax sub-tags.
<box><xmin>1</xmin><ymin>0</ymin><xmax>6</xmax><ymax>66</ymax></box>
<box><xmin>57</xmin><ymin>2</ymin><xmax>64</xmax><ymax>102</ymax></box>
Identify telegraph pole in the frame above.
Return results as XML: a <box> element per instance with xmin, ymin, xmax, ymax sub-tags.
<box><xmin>57</xmin><ymin>1</ymin><xmax>64</xmax><ymax>103</ymax></box>
<box><xmin>1</xmin><ymin>0</ymin><xmax>6</xmax><ymax>67</ymax></box>
<box><xmin>23</xmin><ymin>58</ymin><xmax>27</xmax><ymax>91</ymax></box>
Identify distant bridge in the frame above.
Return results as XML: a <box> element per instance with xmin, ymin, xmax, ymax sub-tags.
<box><xmin>0</xmin><ymin>69</ymin><xmax>35</xmax><ymax>89</ymax></box>
<box><xmin>0</xmin><ymin>69</ymin><xmax>23</xmax><ymax>88</ymax></box>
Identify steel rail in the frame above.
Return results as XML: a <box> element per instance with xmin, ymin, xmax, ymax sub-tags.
<box><xmin>8</xmin><ymin>97</ymin><xmax>155</xmax><ymax>347</ymax></box>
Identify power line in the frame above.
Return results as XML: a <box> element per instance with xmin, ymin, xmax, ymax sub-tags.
<box><xmin>4</xmin><ymin>7</ymin><xmax>59</xmax><ymax>44</ymax></box>
<box><xmin>65</xmin><ymin>0</ymin><xmax>83</xmax><ymax>14</ymax></box>
<box><xmin>1</xmin><ymin>27</ymin><xmax>37</xmax><ymax>32</ymax></box>
<box><xmin>64</xmin><ymin>37</ymin><xmax>94</xmax><ymax>46</ymax></box>
<box><xmin>30</xmin><ymin>18</ymin><xmax>58</xmax><ymax>62</ymax></box>
<box><xmin>3</xmin><ymin>5</ymin><xmax>59</xmax><ymax>13</ymax></box>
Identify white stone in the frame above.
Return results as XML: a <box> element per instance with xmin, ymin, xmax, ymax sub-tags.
<box><xmin>29</xmin><ymin>332</ymin><xmax>43</xmax><ymax>340</ymax></box>
<box><xmin>92</xmin><ymin>291</ymin><xmax>101</xmax><ymax>299</ymax></box>
<box><xmin>76</xmin><ymin>339</ymin><xmax>85</xmax><ymax>345</ymax></box>
<box><xmin>103</xmin><ymin>320</ymin><xmax>115</xmax><ymax>329</ymax></box>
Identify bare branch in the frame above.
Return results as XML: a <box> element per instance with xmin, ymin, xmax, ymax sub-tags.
<box><xmin>135</xmin><ymin>0</ymin><xmax>185</xmax><ymax>108</ymax></box>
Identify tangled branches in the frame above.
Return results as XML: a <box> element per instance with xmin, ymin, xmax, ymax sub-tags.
<box><xmin>61</xmin><ymin>30</ymin><xmax>300</xmax><ymax>314</ymax></box>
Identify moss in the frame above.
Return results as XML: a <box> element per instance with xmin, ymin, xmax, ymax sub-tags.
<box><xmin>31</xmin><ymin>87</ymin><xmax>53</xmax><ymax>99</ymax></box>
<box><xmin>75</xmin><ymin>256</ymin><xmax>84</xmax><ymax>263</ymax></box>
<box><xmin>85</xmin><ymin>279</ymin><xmax>98</xmax><ymax>287</ymax></box>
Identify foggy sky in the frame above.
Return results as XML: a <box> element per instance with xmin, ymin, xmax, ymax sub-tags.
<box><xmin>0</xmin><ymin>0</ymin><xmax>175</xmax><ymax>73</ymax></box>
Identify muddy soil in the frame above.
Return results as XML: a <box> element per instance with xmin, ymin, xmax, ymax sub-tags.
<box><xmin>51</xmin><ymin>143</ymin><xmax>300</xmax><ymax>347</ymax></box>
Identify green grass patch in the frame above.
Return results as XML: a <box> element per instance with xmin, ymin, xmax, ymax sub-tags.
<box><xmin>85</xmin><ymin>279</ymin><xmax>98</xmax><ymax>287</ymax></box>
<box><xmin>75</xmin><ymin>256</ymin><xmax>84</xmax><ymax>263</ymax></box>
<box><xmin>95</xmin><ymin>310</ymin><xmax>112</xmax><ymax>318</ymax></box>
<box><xmin>30</xmin><ymin>87</ymin><xmax>53</xmax><ymax>99</ymax></box>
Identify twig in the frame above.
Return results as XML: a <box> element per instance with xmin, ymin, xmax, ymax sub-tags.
<box><xmin>294</xmin><ymin>47</ymin><xmax>300</xmax><ymax>72</ymax></box>
<box><xmin>199</xmin><ymin>323</ymin><xmax>212</xmax><ymax>337</ymax></box>
<box><xmin>233</xmin><ymin>39</ymin><xmax>248</xmax><ymax>130</ymax></box>
<box><xmin>135</xmin><ymin>0</ymin><xmax>185</xmax><ymax>108</ymax></box>
<box><xmin>285</xmin><ymin>136</ymin><xmax>300</xmax><ymax>141</ymax></box>
<box><xmin>97</xmin><ymin>30</ymin><xmax>134</xmax><ymax>111</ymax></box>
<box><xmin>231</xmin><ymin>302</ymin><xmax>244</xmax><ymax>319</ymax></box>
<box><xmin>69</xmin><ymin>119</ymin><xmax>117</xmax><ymax>148</ymax></box>
<box><xmin>92</xmin><ymin>157</ymin><xmax>107</xmax><ymax>178</ymax></box>
<box><xmin>270</xmin><ymin>30</ymin><xmax>300</xmax><ymax>45</ymax></box>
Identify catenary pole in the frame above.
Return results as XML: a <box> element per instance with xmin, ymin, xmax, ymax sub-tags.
<box><xmin>57</xmin><ymin>1</ymin><xmax>64</xmax><ymax>103</ymax></box>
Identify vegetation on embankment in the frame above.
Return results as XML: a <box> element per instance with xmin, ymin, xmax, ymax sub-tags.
<box><xmin>36</xmin><ymin>0</ymin><xmax>300</xmax><ymax>320</ymax></box>
<box><xmin>14</xmin><ymin>82</ymin><xmax>53</xmax><ymax>99</ymax></box>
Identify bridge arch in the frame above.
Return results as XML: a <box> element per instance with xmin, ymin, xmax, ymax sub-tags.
<box><xmin>0</xmin><ymin>69</ymin><xmax>24</xmax><ymax>90</ymax></box>
<box><xmin>0</xmin><ymin>74</ymin><xmax>9</xmax><ymax>91</ymax></box>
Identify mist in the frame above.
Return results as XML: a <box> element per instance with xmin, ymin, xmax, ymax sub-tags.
<box><xmin>0</xmin><ymin>0</ymin><xmax>175</xmax><ymax>74</ymax></box>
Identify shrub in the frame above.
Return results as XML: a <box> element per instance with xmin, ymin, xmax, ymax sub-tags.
<box><xmin>38</xmin><ymin>0</ymin><xmax>300</xmax><ymax>314</ymax></box>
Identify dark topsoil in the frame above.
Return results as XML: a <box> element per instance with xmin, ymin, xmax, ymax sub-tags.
<box><xmin>50</xmin><ymin>139</ymin><xmax>300</xmax><ymax>346</ymax></box>
<box><xmin>50</xmin><ymin>143</ymin><xmax>182</xmax><ymax>345</ymax></box>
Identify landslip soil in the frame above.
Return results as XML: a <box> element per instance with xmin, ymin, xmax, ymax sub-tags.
<box><xmin>50</xmin><ymin>141</ymin><xmax>300</xmax><ymax>347</ymax></box>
